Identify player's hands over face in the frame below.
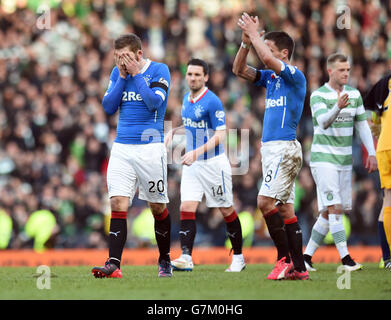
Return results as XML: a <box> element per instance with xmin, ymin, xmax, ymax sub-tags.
<box><xmin>181</xmin><ymin>150</ymin><xmax>197</xmax><ymax>166</ymax></box>
<box><xmin>365</xmin><ymin>155</ymin><xmax>377</xmax><ymax>173</ymax></box>
<box><xmin>121</xmin><ymin>52</ymin><xmax>141</xmax><ymax>77</ymax></box>
<box><xmin>238</xmin><ymin>12</ymin><xmax>260</xmax><ymax>39</ymax></box>
<box><xmin>337</xmin><ymin>92</ymin><xmax>349</xmax><ymax>109</ymax></box>
<box><xmin>114</xmin><ymin>51</ymin><xmax>128</xmax><ymax>78</ymax></box>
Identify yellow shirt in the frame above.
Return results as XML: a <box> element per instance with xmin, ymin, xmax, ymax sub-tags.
<box><xmin>377</xmin><ymin>78</ymin><xmax>391</xmax><ymax>152</ymax></box>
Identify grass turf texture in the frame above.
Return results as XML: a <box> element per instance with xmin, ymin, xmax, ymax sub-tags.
<box><xmin>1</xmin><ymin>263</ymin><xmax>390</xmax><ymax>300</ymax></box>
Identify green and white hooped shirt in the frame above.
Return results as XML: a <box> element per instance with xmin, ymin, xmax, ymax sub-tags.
<box><xmin>309</xmin><ymin>83</ymin><xmax>367</xmax><ymax>170</ymax></box>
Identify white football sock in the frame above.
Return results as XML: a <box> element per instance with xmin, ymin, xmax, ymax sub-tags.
<box><xmin>304</xmin><ymin>215</ymin><xmax>329</xmax><ymax>257</ymax></box>
<box><xmin>329</xmin><ymin>213</ymin><xmax>349</xmax><ymax>259</ymax></box>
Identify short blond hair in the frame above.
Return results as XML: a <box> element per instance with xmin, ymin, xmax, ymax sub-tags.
<box><xmin>327</xmin><ymin>53</ymin><xmax>349</xmax><ymax>69</ymax></box>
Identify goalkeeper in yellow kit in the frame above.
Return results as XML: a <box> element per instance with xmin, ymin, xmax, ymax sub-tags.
<box><xmin>364</xmin><ymin>73</ymin><xmax>391</xmax><ymax>269</ymax></box>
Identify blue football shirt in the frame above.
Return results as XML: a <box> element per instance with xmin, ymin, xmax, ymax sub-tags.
<box><xmin>254</xmin><ymin>60</ymin><xmax>306</xmax><ymax>142</ymax></box>
<box><xmin>181</xmin><ymin>88</ymin><xmax>226</xmax><ymax>160</ymax></box>
<box><xmin>104</xmin><ymin>59</ymin><xmax>170</xmax><ymax>144</ymax></box>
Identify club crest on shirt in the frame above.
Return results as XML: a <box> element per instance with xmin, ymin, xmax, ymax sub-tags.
<box><xmin>194</xmin><ymin>105</ymin><xmax>204</xmax><ymax>119</ymax></box>
<box><xmin>143</xmin><ymin>74</ymin><xmax>152</xmax><ymax>86</ymax></box>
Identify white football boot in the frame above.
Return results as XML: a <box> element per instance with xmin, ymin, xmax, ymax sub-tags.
<box><xmin>304</xmin><ymin>260</ymin><xmax>317</xmax><ymax>272</ymax></box>
<box><xmin>171</xmin><ymin>254</ymin><xmax>194</xmax><ymax>271</ymax></box>
<box><xmin>343</xmin><ymin>261</ymin><xmax>363</xmax><ymax>271</ymax></box>
<box><xmin>225</xmin><ymin>254</ymin><xmax>246</xmax><ymax>272</ymax></box>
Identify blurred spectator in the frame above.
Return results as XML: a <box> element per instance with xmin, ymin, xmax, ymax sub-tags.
<box><xmin>130</xmin><ymin>207</ymin><xmax>157</xmax><ymax>247</ymax></box>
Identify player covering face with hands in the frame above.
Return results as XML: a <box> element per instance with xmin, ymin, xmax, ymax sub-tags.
<box><xmin>92</xmin><ymin>33</ymin><xmax>172</xmax><ymax>279</ymax></box>
<box><xmin>115</xmin><ymin>49</ymin><xmax>142</xmax><ymax>78</ymax></box>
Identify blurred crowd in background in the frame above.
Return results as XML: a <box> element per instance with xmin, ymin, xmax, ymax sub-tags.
<box><xmin>0</xmin><ymin>0</ymin><xmax>390</xmax><ymax>251</ymax></box>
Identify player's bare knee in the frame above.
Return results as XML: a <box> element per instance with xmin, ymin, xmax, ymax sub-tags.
<box><xmin>180</xmin><ymin>201</ymin><xmax>198</xmax><ymax>213</ymax></box>
<box><xmin>219</xmin><ymin>206</ymin><xmax>234</xmax><ymax>217</ymax></box>
<box><xmin>278</xmin><ymin>204</ymin><xmax>295</xmax><ymax>220</ymax></box>
<box><xmin>257</xmin><ymin>196</ymin><xmax>274</xmax><ymax>215</ymax></box>
<box><xmin>149</xmin><ymin>202</ymin><xmax>166</xmax><ymax>215</ymax></box>
<box><xmin>321</xmin><ymin>211</ymin><xmax>329</xmax><ymax>220</ymax></box>
<box><xmin>110</xmin><ymin>196</ymin><xmax>129</xmax><ymax>212</ymax></box>
<box><xmin>327</xmin><ymin>204</ymin><xmax>342</xmax><ymax>215</ymax></box>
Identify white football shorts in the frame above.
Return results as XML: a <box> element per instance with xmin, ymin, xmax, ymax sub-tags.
<box><xmin>310</xmin><ymin>166</ymin><xmax>352</xmax><ymax>213</ymax></box>
<box><xmin>106</xmin><ymin>142</ymin><xmax>169</xmax><ymax>204</ymax></box>
<box><xmin>258</xmin><ymin>140</ymin><xmax>303</xmax><ymax>204</ymax></box>
<box><xmin>180</xmin><ymin>153</ymin><xmax>233</xmax><ymax>208</ymax></box>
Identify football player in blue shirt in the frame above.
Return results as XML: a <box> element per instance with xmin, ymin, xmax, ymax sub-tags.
<box><xmin>233</xmin><ymin>13</ymin><xmax>308</xmax><ymax>280</ymax></box>
<box><xmin>92</xmin><ymin>33</ymin><xmax>173</xmax><ymax>278</ymax></box>
<box><xmin>165</xmin><ymin>59</ymin><xmax>245</xmax><ymax>272</ymax></box>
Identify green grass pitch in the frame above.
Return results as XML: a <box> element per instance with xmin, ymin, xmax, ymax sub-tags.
<box><xmin>1</xmin><ymin>263</ymin><xmax>390</xmax><ymax>300</ymax></box>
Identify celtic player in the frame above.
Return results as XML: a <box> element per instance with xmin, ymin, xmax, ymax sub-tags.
<box><xmin>303</xmin><ymin>53</ymin><xmax>377</xmax><ymax>271</ymax></box>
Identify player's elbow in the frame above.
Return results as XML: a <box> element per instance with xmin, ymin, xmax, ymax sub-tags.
<box><xmin>147</xmin><ymin>105</ymin><xmax>158</xmax><ymax>112</ymax></box>
<box><xmin>232</xmin><ymin>66</ymin><xmax>248</xmax><ymax>80</ymax></box>
<box><xmin>146</xmin><ymin>94</ymin><xmax>165</xmax><ymax>112</ymax></box>
<box><xmin>319</xmin><ymin>121</ymin><xmax>330</xmax><ymax>130</ymax></box>
<box><xmin>232</xmin><ymin>64</ymin><xmax>240</xmax><ymax>76</ymax></box>
<box><xmin>102</xmin><ymin>98</ymin><xmax>117</xmax><ymax>116</ymax></box>
<box><xmin>145</xmin><ymin>99</ymin><xmax>159</xmax><ymax>112</ymax></box>
<box><xmin>318</xmin><ymin>121</ymin><xmax>326</xmax><ymax>130</ymax></box>
<box><xmin>316</xmin><ymin>115</ymin><xmax>331</xmax><ymax>130</ymax></box>
<box><xmin>104</xmin><ymin>109</ymin><xmax>116</xmax><ymax>116</ymax></box>
<box><xmin>232</xmin><ymin>64</ymin><xmax>246</xmax><ymax>78</ymax></box>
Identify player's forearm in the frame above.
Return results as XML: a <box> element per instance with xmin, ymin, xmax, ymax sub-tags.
<box><xmin>232</xmin><ymin>46</ymin><xmax>254</xmax><ymax>81</ymax></box>
<box><xmin>102</xmin><ymin>77</ymin><xmax>126</xmax><ymax>115</ymax></box>
<box><xmin>166</xmin><ymin>125</ymin><xmax>185</xmax><ymax>143</ymax></box>
<box><xmin>248</xmin><ymin>35</ymin><xmax>282</xmax><ymax>74</ymax></box>
<box><xmin>355</xmin><ymin>120</ymin><xmax>376</xmax><ymax>156</ymax></box>
<box><xmin>316</xmin><ymin>104</ymin><xmax>341</xmax><ymax>130</ymax></box>
<box><xmin>133</xmin><ymin>74</ymin><xmax>163</xmax><ymax>112</ymax></box>
<box><xmin>194</xmin><ymin>130</ymin><xmax>225</xmax><ymax>158</ymax></box>
<box><xmin>172</xmin><ymin>125</ymin><xmax>185</xmax><ymax>135</ymax></box>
